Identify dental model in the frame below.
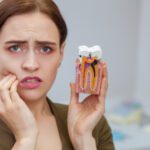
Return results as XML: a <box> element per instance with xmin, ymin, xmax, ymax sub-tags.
<box><xmin>75</xmin><ymin>45</ymin><xmax>103</xmax><ymax>95</ymax></box>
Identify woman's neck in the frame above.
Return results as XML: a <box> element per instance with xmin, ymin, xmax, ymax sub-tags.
<box><xmin>24</xmin><ymin>97</ymin><xmax>53</xmax><ymax>121</ymax></box>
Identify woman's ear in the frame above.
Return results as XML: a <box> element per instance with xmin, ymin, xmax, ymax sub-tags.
<box><xmin>58</xmin><ymin>42</ymin><xmax>66</xmax><ymax>67</ymax></box>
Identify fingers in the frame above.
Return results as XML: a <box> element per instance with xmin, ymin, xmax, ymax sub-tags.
<box><xmin>98</xmin><ymin>62</ymin><xmax>108</xmax><ymax>106</ymax></box>
<box><xmin>70</xmin><ymin>82</ymin><xmax>79</xmax><ymax>105</ymax></box>
<box><xmin>0</xmin><ymin>74</ymin><xmax>14</xmax><ymax>87</ymax></box>
<box><xmin>102</xmin><ymin>62</ymin><xmax>108</xmax><ymax>94</ymax></box>
<box><xmin>10</xmin><ymin>80</ymin><xmax>19</xmax><ymax>93</ymax></box>
<box><xmin>0</xmin><ymin>90</ymin><xmax>12</xmax><ymax>106</ymax></box>
<box><xmin>0</xmin><ymin>75</ymin><xmax>16</xmax><ymax>90</ymax></box>
<box><xmin>0</xmin><ymin>75</ymin><xmax>17</xmax><ymax>106</ymax></box>
<box><xmin>10</xmin><ymin>80</ymin><xmax>20</xmax><ymax>103</ymax></box>
<box><xmin>0</xmin><ymin>98</ymin><xmax>4</xmax><ymax>115</ymax></box>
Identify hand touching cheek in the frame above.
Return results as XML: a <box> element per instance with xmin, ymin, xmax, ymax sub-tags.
<box><xmin>0</xmin><ymin>74</ymin><xmax>38</xmax><ymax>141</ymax></box>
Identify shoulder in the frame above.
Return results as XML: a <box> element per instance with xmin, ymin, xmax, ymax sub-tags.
<box><xmin>50</xmin><ymin>100</ymin><xmax>115</xmax><ymax>149</ymax></box>
<box><xmin>49</xmin><ymin>101</ymin><xmax>69</xmax><ymax>124</ymax></box>
<box><xmin>47</xmin><ymin>97</ymin><xmax>68</xmax><ymax>119</ymax></box>
<box><xmin>52</xmin><ymin>102</ymin><xmax>68</xmax><ymax>112</ymax></box>
<box><xmin>0</xmin><ymin>119</ymin><xmax>15</xmax><ymax>149</ymax></box>
<box><xmin>93</xmin><ymin>116</ymin><xmax>115</xmax><ymax>149</ymax></box>
<box><xmin>51</xmin><ymin>101</ymin><xmax>68</xmax><ymax>117</ymax></box>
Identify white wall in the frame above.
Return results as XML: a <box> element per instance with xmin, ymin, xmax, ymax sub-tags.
<box><xmin>134</xmin><ymin>0</ymin><xmax>150</xmax><ymax>101</ymax></box>
<box><xmin>48</xmin><ymin>0</ymin><xmax>141</xmax><ymax>104</ymax></box>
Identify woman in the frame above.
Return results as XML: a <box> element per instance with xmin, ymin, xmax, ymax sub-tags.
<box><xmin>0</xmin><ymin>0</ymin><xmax>114</xmax><ymax>149</ymax></box>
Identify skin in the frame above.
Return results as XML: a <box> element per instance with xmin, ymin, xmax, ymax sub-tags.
<box><xmin>0</xmin><ymin>11</ymin><xmax>108</xmax><ymax>150</ymax></box>
<box><xmin>0</xmin><ymin>11</ymin><xmax>64</xmax><ymax>148</ymax></box>
<box><xmin>69</xmin><ymin>61</ymin><xmax>108</xmax><ymax>150</ymax></box>
<box><xmin>0</xmin><ymin>11</ymin><xmax>64</xmax><ymax>119</ymax></box>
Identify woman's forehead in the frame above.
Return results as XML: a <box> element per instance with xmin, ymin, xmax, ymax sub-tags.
<box><xmin>0</xmin><ymin>12</ymin><xmax>60</xmax><ymax>43</ymax></box>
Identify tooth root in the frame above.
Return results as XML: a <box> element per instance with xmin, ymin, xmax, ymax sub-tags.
<box><xmin>81</xmin><ymin>57</ymin><xmax>87</xmax><ymax>88</ymax></box>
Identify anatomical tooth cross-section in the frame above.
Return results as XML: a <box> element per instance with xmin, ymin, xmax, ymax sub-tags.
<box><xmin>75</xmin><ymin>45</ymin><xmax>103</xmax><ymax>95</ymax></box>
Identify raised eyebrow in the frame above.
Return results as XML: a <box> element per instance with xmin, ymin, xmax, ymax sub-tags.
<box><xmin>4</xmin><ymin>40</ymin><xmax>57</xmax><ymax>46</ymax></box>
<box><xmin>36</xmin><ymin>41</ymin><xmax>57</xmax><ymax>46</ymax></box>
<box><xmin>5</xmin><ymin>40</ymin><xmax>26</xmax><ymax>44</ymax></box>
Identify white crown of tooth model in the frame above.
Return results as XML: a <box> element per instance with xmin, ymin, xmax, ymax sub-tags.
<box><xmin>78</xmin><ymin>45</ymin><xmax>102</xmax><ymax>63</ymax></box>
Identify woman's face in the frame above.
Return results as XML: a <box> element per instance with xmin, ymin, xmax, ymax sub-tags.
<box><xmin>0</xmin><ymin>12</ymin><xmax>64</xmax><ymax>102</ymax></box>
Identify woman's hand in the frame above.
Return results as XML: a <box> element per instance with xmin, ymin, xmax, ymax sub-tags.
<box><xmin>67</xmin><ymin>62</ymin><xmax>108</xmax><ymax>149</ymax></box>
<box><xmin>0</xmin><ymin>74</ymin><xmax>38</xmax><ymax>141</ymax></box>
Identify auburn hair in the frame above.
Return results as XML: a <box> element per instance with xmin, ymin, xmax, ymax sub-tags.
<box><xmin>0</xmin><ymin>0</ymin><xmax>68</xmax><ymax>45</ymax></box>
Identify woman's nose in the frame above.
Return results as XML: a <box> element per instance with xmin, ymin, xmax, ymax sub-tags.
<box><xmin>22</xmin><ymin>52</ymin><xmax>39</xmax><ymax>72</ymax></box>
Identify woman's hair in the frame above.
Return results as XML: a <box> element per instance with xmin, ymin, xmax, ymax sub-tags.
<box><xmin>0</xmin><ymin>0</ymin><xmax>68</xmax><ymax>45</ymax></box>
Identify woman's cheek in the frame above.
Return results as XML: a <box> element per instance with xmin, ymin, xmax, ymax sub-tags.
<box><xmin>0</xmin><ymin>56</ymin><xmax>17</xmax><ymax>79</ymax></box>
<box><xmin>48</xmin><ymin>68</ymin><xmax>57</xmax><ymax>85</ymax></box>
<box><xmin>45</xmin><ymin>62</ymin><xmax>59</xmax><ymax>91</ymax></box>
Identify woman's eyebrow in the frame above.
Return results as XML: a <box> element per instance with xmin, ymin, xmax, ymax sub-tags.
<box><xmin>4</xmin><ymin>40</ymin><xmax>57</xmax><ymax>46</ymax></box>
<box><xmin>5</xmin><ymin>40</ymin><xmax>26</xmax><ymax>44</ymax></box>
<box><xmin>35</xmin><ymin>40</ymin><xmax>57</xmax><ymax>46</ymax></box>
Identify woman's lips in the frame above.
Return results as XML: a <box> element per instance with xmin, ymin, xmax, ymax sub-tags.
<box><xmin>20</xmin><ymin>82</ymin><xmax>41</xmax><ymax>89</ymax></box>
<box><xmin>20</xmin><ymin>76</ymin><xmax>42</xmax><ymax>89</ymax></box>
<box><xmin>21</xmin><ymin>76</ymin><xmax>42</xmax><ymax>82</ymax></box>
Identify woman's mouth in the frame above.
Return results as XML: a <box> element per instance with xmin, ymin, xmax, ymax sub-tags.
<box><xmin>20</xmin><ymin>76</ymin><xmax>42</xmax><ymax>89</ymax></box>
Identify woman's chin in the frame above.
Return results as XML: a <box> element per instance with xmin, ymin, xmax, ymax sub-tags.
<box><xmin>17</xmin><ymin>88</ymin><xmax>45</xmax><ymax>102</ymax></box>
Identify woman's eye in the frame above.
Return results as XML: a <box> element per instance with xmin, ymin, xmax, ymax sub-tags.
<box><xmin>40</xmin><ymin>46</ymin><xmax>52</xmax><ymax>53</ymax></box>
<box><xmin>9</xmin><ymin>45</ymin><xmax>21</xmax><ymax>52</ymax></box>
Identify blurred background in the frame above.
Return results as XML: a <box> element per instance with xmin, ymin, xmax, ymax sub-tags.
<box><xmin>48</xmin><ymin>0</ymin><xmax>150</xmax><ymax>149</ymax></box>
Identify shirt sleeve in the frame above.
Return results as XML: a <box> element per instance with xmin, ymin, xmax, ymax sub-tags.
<box><xmin>93</xmin><ymin>116</ymin><xmax>115</xmax><ymax>150</ymax></box>
<box><xmin>0</xmin><ymin>119</ymin><xmax>15</xmax><ymax>150</ymax></box>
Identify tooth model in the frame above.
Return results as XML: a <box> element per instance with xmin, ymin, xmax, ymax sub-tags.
<box><xmin>75</xmin><ymin>45</ymin><xmax>103</xmax><ymax>95</ymax></box>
